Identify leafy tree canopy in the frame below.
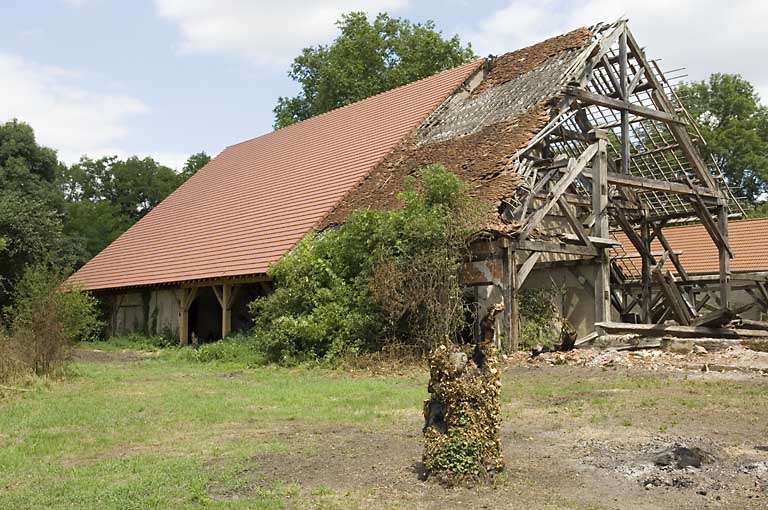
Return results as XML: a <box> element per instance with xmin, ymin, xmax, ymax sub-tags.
<box><xmin>61</xmin><ymin>155</ymin><xmax>183</xmax><ymax>221</ymax></box>
<box><xmin>0</xmin><ymin>119</ymin><xmax>63</xmax><ymax>209</ymax></box>
<box><xmin>181</xmin><ymin>151</ymin><xmax>211</xmax><ymax>180</ymax></box>
<box><xmin>678</xmin><ymin>74</ymin><xmax>768</xmax><ymax>203</ymax></box>
<box><xmin>273</xmin><ymin>12</ymin><xmax>476</xmax><ymax>129</ymax></box>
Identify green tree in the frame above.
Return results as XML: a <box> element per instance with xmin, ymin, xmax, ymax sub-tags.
<box><xmin>181</xmin><ymin>151</ymin><xmax>211</xmax><ymax>180</ymax></box>
<box><xmin>0</xmin><ymin>120</ymin><xmax>71</xmax><ymax>306</ymax></box>
<box><xmin>273</xmin><ymin>12</ymin><xmax>476</xmax><ymax>128</ymax></box>
<box><xmin>678</xmin><ymin>74</ymin><xmax>768</xmax><ymax>203</ymax></box>
<box><xmin>60</xmin><ymin>154</ymin><xmax>188</xmax><ymax>265</ymax></box>
<box><xmin>0</xmin><ymin>194</ymin><xmax>65</xmax><ymax>306</ymax></box>
<box><xmin>0</xmin><ymin>119</ymin><xmax>63</xmax><ymax>209</ymax></box>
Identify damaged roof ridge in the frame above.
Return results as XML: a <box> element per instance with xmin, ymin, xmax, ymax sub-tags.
<box><xmin>222</xmin><ymin>59</ymin><xmax>484</xmax><ymax>153</ymax></box>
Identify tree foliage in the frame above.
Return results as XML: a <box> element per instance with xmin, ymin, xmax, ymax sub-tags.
<box><xmin>273</xmin><ymin>12</ymin><xmax>476</xmax><ymax>128</ymax></box>
<box><xmin>0</xmin><ymin>118</ymin><xmax>207</xmax><ymax>306</ymax></box>
<box><xmin>0</xmin><ymin>120</ymin><xmax>70</xmax><ymax>305</ymax></box>
<box><xmin>248</xmin><ymin>165</ymin><xmax>483</xmax><ymax>363</ymax></box>
<box><xmin>678</xmin><ymin>74</ymin><xmax>768</xmax><ymax>203</ymax></box>
<box><xmin>181</xmin><ymin>151</ymin><xmax>211</xmax><ymax>180</ymax></box>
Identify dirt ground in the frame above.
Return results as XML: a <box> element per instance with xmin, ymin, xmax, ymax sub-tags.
<box><xmin>201</xmin><ymin>348</ymin><xmax>768</xmax><ymax>509</ymax></box>
<box><xmin>66</xmin><ymin>345</ymin><xmax>768</xmax><ymax>509</ymax></box>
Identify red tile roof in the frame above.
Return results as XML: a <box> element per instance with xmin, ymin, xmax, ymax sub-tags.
<box><xmin>614</xmin><ymin>217</ymin><xmax>768</xmax><ymax>275</ymax></box>
<box><xmin>68</xmin><ymin>60</ymin><xmax>482</xmax><ymax>290</ymax></box>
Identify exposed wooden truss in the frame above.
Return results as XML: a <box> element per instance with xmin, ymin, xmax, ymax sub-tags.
<box><xmin>489</xmin><ymin>20</ymin><xmax>746</xmax><ymax>347</ymax></box>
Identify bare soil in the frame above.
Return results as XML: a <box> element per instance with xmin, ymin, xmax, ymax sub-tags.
<box><xmin>210</xmin><ymin>360</ymin><xmax>768</xmax><ymax>509</ymax></box>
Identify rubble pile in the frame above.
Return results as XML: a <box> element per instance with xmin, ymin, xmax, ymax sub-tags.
<box><xmin>505</xmin><ymin>344</ymin><xmax>768</xmax><ymax>374</ymax></box>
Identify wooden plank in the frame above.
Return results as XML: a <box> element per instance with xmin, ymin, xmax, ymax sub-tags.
<box><xmin>516</xmin><ymin>252</ymin><xmax>542</xmax><ymax>288</ymax></box>
<box><xmin>627</xmin><ymin>68</ymin><xmax>645</xmax><ymax>96</ymax></box>
<box><xmin>560</xmin><ymin>234</ymin><xmax>618</xmax><ymax>247</ymax></box>
<box><xmin>690</xmin><ymin>199</ymin><xmax>733</xmax><ymax>257</ymax></box>
<box><xmin>732</xmin><ymin>318</ymin><xmax>768</xmax><ymax>331</ymax></box>
<box><xmin>212</xmin><ymin>285</ymin><xmax>224</xmax><ymax>307</ymax></box>
<box><xmin>557</xmin><ymin>196</ymin><xmax>594</xmax><ymax>250</ymax></box>
<box><xmin>601</xmin><ymin>55</ymin><xmax>622</xmax><ymax>97</ymax></box>
<box><xmin>618</xmin><ymin>27</ymin><xmax>630</xmax><ymax>174</ymax></box>
<box><xmin>177</xmin><ymin>287</ymin><xmax>198</xmax><ymax>346</ymax></box>
<box><xmin>518</xmin><ymin>143</ymin><xmax>599</xmax><ymax>241</ymax></box>
<box><xmin>745</xmin><ymin>287</ymin><xmax>768</xmax><ymax>311</ymax></box>
<box><xmin>581</xmin><ymin>170</ymin><xmax>720</xmax><ymax>198</ymax></box>
<box><xmin>564</xmin><ymin>86</ymin><xmax>685</xmax><ymax>125</ymax></box>
<box><xmin>595</xmin><ymin>322</ymin><xmax>768</xmax><ymax>339</ymax></box>
<box><xmin>614</xmin><ymin>208</ymin><xmax>655</xmax><ymax>264</ymax></box>
<box><xmin>652</xmin><ymin>264</ymin><xmax>691</xmax><ymax>325</ymax></box>
<box><xmin>514</xmin><ymin>239</ymin><xmax>598</xmax><ymax>257</ymax></box>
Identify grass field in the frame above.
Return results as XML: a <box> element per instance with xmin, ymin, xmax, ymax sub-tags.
<box><xmin>1</xmin><ymin>345</ymin><xmax>767</xmax><ymax>509</ymax></box>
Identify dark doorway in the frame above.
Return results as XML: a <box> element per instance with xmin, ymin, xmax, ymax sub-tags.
<box><xmin>188</xmin><ymin>287</ymin><xmax>222</xmax><ymax>343</ymax></box>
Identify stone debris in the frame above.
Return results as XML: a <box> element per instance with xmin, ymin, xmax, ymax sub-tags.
<box><xmin>505</xmin><ymin>344</ymin><xmax>768</xmax><ymax>375</ymax></box>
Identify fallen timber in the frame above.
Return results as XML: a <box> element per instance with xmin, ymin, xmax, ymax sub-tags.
<box><xmin>595</xmin><ymin>322</ymin><xmax>768</xmax><ymax>339</ymax></box>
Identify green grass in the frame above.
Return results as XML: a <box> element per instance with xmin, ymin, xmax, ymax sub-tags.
<box><xmin>1</xmin><ymin>350</ymin><xmax>767</xmax><ymax>509</ymax></box>
<box><xmin>0</xmin><ymin>356</ymin><xmax>423</xmax><ymax>509</ymax></box>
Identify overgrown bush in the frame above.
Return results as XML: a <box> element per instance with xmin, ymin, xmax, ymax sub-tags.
<box><xmin>0</xmin><ymin>264</ymin><xmax>102</xmax><ymax>382</ymax></box>
<box><xmin>519</xmin><ymin>286</ymin><xmax>565</xmax><ymax>348</ymax></box>
<box><xmin>248</xmin><ymin>165</ymin><xmax>484</xmax><ymax>363</ymax></box>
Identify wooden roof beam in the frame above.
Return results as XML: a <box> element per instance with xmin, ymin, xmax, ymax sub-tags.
<box><xmin>564</xmin><ymin>86</ymin><xmax>685</xmax><ymax>125</ymax></box>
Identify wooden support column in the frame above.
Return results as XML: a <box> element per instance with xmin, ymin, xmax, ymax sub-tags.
<box><xmin>717</xmin><ymin>205</ymin><xmax>731</xmax><ymax>309</ymax></box>
<box><xmin>509</xmin><ymin>246</ymin><xmax>520</xmax><ymax>352</ymax></box>
<box><xmin>212</xmin><ymin>284</ymin><xmax>238</xmax><ymax>338</ymax></box>
<box><xmin>177</xmin><ymin>287</ymin><xmax>198</xmax><ymax>346</ymax></box>
<box><xmin>640</xmin><ymin>216</ymin><xmax>652</xmax><ymax>322</ymax></box>
<box><xmin>592</xmin><ymin>133</ymin><xmax>611</xmax><ymax>323</ymax></box>
<box><xmin>501</xmin><ymin>239</ymin><xmax>518</xmax><ymax>352</ymax></box>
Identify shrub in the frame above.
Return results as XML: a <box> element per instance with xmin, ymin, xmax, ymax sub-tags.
<box><xmin>248</xmin><ymin>165</ymin><xmax>484</xmax><ymax>363</ymax></box>
<box><xmin>519</xmin><ymin>287</ymin><xmax>565</xmax><ymax>348</ymax></box>
<box><xmin>187</xmin><ymin>333</ymin><xmax>266</xmax><ymax>366</ymax></box>
<box><xmin>0</xmin><ymin>263</ymin><xmax>102</xmax><ymax>382</ymax></box>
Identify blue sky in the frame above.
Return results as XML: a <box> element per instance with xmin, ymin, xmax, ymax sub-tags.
<box><xmin>1</xmin><ymin>0</ymin><xmax>766</xmax><ymax>169</ymax></box>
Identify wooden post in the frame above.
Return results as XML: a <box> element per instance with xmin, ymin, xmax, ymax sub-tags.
<box><xmin>177</xmin><ymin>287</ymin><xmax>198</xmax><ymax>346</ymax></box>
<box><xmin>717</xmin><ymin>204</ymin><xmax>731</xmax><ymax>309</ymax></box>
<box><xmin>501</xmin><ymin>240</ymin><xmax>511</xmax><ymax>352</ymax></box>
<box><xmin>592</xmin><ymin>134</ymin><xmax>611</xmax><ymax>323</ymax></box>
<box><xmin>618</xmin><ymin>25</ymin><xmax>631</xmax><ymax>174</ymax></box>
<box><xmin>509</xmin><ymin>246</ymin><xmax>520</xmax><ymax>352</ymax></box>
<box><xmin>212</xmin><ymin>284</ymin><xmax>237</xmax><ymax>338</ymax></box>
<box><xmin>640</xmin><ymin>216</ymin><xmax>652</xmax><ymax>322</ymax></box>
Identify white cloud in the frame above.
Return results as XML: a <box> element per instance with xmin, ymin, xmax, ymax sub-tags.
<box><xmin>154</xmin><ymin>0</ymin><xmax>409</xmax><ymax>67</ymax></box>
<box><xmin>466</xmin><ymin>0</ymin><xmax>768</xmax><ymax>101</ymax></box>
<box><xmin>0</xmin><ymin>53</ymin><xmax>151</xmax><ymax>165</ymax></box>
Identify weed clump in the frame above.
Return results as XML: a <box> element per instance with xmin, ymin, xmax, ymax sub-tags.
<box><xmin>0</xmin><ymin>264</ymin><xmax>102</xmax><ymax>384</ymax></box>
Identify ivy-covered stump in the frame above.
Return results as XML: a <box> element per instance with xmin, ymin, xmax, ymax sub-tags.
<box><xmin>422</xmin><ymin>304</ymin><xmax>505</xmax><ymax>485</ymax></box>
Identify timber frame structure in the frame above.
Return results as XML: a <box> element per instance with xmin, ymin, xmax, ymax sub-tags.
<box><xmin>70</xmin><ymin>19</ymin><xmax>749</xmax><ymax>348</ymax></box>
<box><xmin>476</xmin><ymin>20</ymin><xmax>742</xmax><ymax>349</ymax></box>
